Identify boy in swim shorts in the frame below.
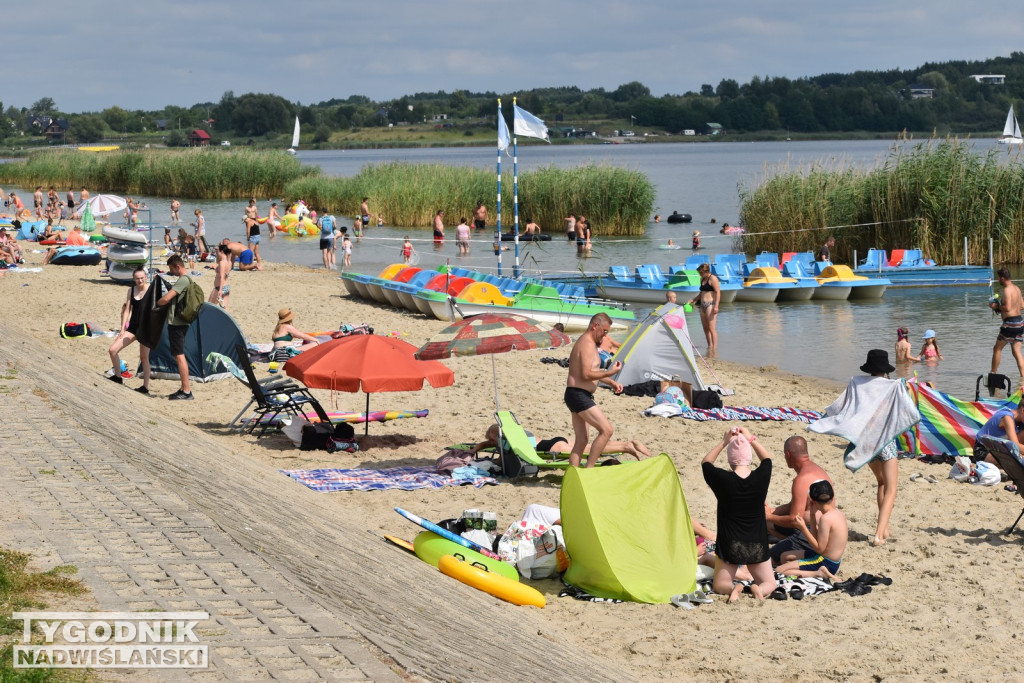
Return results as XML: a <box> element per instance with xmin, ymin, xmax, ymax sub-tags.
<box><xmin>775</xmin><ymin>480</ymin><xmax>847</xmax><ymax>579</ymax></box>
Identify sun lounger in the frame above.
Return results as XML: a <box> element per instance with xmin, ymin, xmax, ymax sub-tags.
<box><xmin>979</xmin><ymin>435</ymin><xmax>1024</xmax><ymax>534</ymax></box>
<box><xmin>494</xmin><ymin>410</ymin><xmax>622</xmax><ymax>476</ymax></box>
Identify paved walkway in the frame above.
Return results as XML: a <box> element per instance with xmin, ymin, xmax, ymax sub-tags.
<box><xmin>0</xmin><ymin>320</ymin><xmax>629</xmax><ymax>682</ymax></box>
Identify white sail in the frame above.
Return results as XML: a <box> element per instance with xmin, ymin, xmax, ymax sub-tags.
<box><xmin>998</xmin><ymin>106</ymin><xmax>1023</xmax><ymax>145</ymax></box>
<box><xmin>291</xmin><ymin>117</ymin><xmax>300</xmax><ymax>148</ymax></box>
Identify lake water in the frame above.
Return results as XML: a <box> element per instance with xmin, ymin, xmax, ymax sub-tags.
<box><xmin>7</xmin><ymin>138</ymin><xmax>1012</xmax><ymax>392</ymax></box>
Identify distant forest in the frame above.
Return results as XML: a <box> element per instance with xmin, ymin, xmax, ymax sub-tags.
<box><xmin>7</xmin><ymin>53</ymin><xmax>1024</xmax><ymax>144</ymax></box>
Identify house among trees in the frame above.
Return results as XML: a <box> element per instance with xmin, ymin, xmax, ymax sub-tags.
<box><xmin>970</xmin><ymin>74</ymin><xmax>1006</xmax><ymax>84</ymax></box>
<box><xmin>44</xmin><ymin>119</ymin><xmax>69</xmax><ymax>141</ymax></box>
<box><xmin>188</xmin><ymin>129</ymin><xmax>211</xmax><ymax>147</ymax></box>
<box><xmin>155</xmin><ymin>119</ymin><xmax>168</xmax><ymax>131</ymax></box>
<box><xmin>907</xmin><ymin>84</ymin><xmax>935</xmax><ymax>99</ymax></box>
<box><xmin>705</xmin><ymin>123</ymin><xmax>724</xmax><ymax>136</ymax></box>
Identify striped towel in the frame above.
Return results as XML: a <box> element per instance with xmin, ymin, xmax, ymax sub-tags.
<box><xmin>281</xmin><ymin>466</ymin><xmax>497</xmax><ymax>492</ymax></box>
<box><xmin>678</xmin><ymin>406</ymin><xmax>823</xmax><ymax>423</ymax></box>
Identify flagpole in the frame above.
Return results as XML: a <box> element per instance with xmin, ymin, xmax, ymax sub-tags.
<box><xmin>496</xmin><ymin>99</ymin><xmax>503</xmax><ymax>277</ymax></box>
<box><xmin>512</xmin><ymin>97</ymin><xmax>520</xmax><ymax>278</ymax></box>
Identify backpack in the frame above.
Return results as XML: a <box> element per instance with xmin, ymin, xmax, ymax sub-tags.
<box><xmin>60</xmin><ymin>322</ymin><xmax>91</xmax><ymax>338</ymax></box>
<box><xmin>692</xmin><ymin>390</ymin><xmax>723</xmax><ymax>410</ymax></box>
<box><xmin>176</xmin><ymin>276</ymin><xmax>205</xmax><ymax>323</ymax></box>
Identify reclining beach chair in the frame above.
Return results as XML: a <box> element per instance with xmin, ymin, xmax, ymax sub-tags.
<box><xmin>494</xmin><ymin>410</ymin><xmax>622</xmax><ymax>476</ymax></box>
<box><xmin>228</xmin><ymin>344</ymin><xmax>330</xmax><ymax>437</ymax></box>
<box><xmin>979</xmin><ymin>435</ymin><xmax>1024</xmax><ymax>534</ymax></box>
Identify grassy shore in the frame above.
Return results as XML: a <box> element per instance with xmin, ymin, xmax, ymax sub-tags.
<box><xmin>739</xmin><ymin>138</ymin><xmax>1024</xmax><ymax>264</ymax></box>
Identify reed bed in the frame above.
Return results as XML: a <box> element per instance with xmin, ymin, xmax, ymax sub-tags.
<box><xmin>740</xmin><ymin>138</ymin><xmax>1024</xmax><ymax>265</ymax></box>
<box><xmin>0</xmin><ymin>149</ymin><xmax>310</xmax><ymax>199</ymax></box>
<box><xmin>283</xmin><ymin>162</ymin><xmax>654</xmax><ymax>235</ymax></box>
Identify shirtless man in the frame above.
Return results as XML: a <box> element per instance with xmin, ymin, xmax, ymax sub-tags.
<box><xmin>78</xmin><ymin>187</ymin><xmax>90</xmax><ymax>217</ymax></box>
<box><xmin>565</xmin><ymin>313</ymin><xmax>624</xmax><ymax>468</ymax></box>
<box><xmin>170</xmin><ymin>199</ymin><xmax>181</xmax><ymax>226</ymax></box>
<box><xmin>221</xmin><ymin>238</ymin><xmax>262</xmax><ymax>271</ymax></box>
<box><xmin>523</xmin><ymin>218</ymin><xmax>540</xmax><ymax>236</ymax></box>
<box><xmin>765</xmin><ymin>435</ymin><xmax>834</xmax><ymax>565</ymax></box>
<box><xmin>208</xmin><ymin>244</ymin><xmax>232</xmax><ymax>308</ymax></box>
<box><xmin>267</xmin><ymin>201</ymin><xmax>281</xmax><ymax>237</ymax></box>
<box><xmin>991</xmin><ymin>268</ymin><xmax>1024</xmax><ymax>378</ymax></box>
<box><xmin>360</xmin><ymin>197</ymin><xmax>370</xmax><ymax>226</ymax></box>
<box><xmin>565</xmin><ymin>213</ymin><xmax>576</xmax><ymax>242</ymax></box>
<box><xmin>472</xmin><ymin>201</ymin><xmax>488</xmax><ymax>231</ymax></box>
<box><xmin>775</xmin><ymin>480</ymin><xmax>847</xmax><ymax>579</ymax></box>
<box><xmin>66</xmin><ymin>187</ymin><xmax>75</xmax><ymax>215</ymax></box>
<box><xmin>33</xmin><ymin>186</ymin><xmax>44</xmax><ymax>217</ymax></box>
<box><xmin>432</xmin><ymin>210</ymin><xmax>445</xmax><ymax>246</ymax></box>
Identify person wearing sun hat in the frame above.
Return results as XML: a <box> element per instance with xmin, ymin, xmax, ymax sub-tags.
<box><xmin>691</xmin><ymin>230</ymin><xmax>701</xmax><ymax>250</ymax></box>
<box><xmin>809</xmin><ymin>348</ymin><xmax>920</xmax><ymax>547</ymax></box>
<box><xmin>270</xmin><ymin>308</ymin><xmax>320</xmax><ymax>363</ymax></box>
<box><xmin>919</xmin><ymin>329</ymin><xmax>943</xmax><ymax>360</ymax></box>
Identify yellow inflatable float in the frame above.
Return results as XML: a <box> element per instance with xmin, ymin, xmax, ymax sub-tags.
<box><xmin>438</xmin><ymin>555</ymin><xmax>545</xmax><ymax>607</ymax></box>
<box><xmin>278</xmin><ymin>213</ymin><xmax>320</xmax><ymax>236</ymax></box>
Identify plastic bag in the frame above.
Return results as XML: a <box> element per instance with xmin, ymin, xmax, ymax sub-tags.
<box><xmin>497</xmin><ymin>520</ymin><xmax>570</xmax><ymax>579</ymax></box>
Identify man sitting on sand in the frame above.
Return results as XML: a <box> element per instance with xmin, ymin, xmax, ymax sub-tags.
<box><xmin>775</xmin><ymin>480</ymin><xmax>847</xmax><ymax>579</ymax></box>
<box><xmin>221</xmin><ymin>238</ymin><xmax>262</xmax><ymax>271</ymax></box>
<box><xmin>765</xmin><ymin>435</ymin><xmax>833</xmax><ymax>565</ymax></box>
<box><xmin>472</xmin><ymin>423</ymin><xmax>650</xmax><ymax>461</ymax></box>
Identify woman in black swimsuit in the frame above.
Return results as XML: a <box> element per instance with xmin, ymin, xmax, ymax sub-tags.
<box><xmin>107</xmin><ymin>267</ymin><xmax>152</xmax><ymax>393</ymax></box>
<box><xmin>689</xmin><ymin>263</ymin><xmax>721</xmax><ymax>356</ymax></box>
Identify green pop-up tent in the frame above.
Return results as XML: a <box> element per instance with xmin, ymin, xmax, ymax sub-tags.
<box><xmin>560</xmin><ymin>454</ymin><xmax>697</xmax><ymax>603</ymax></box>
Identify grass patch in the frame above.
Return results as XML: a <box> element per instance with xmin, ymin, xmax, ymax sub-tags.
<box><xmin>740</xmin><ymin>137</ymin><xmax>1024</xmax><ymax>265</ymax></box>
<box><xmin>285</xmin><ymin>161</ymin><xmax>655</xmax><ymax>235</ymax></box>
<box><xmin>0</xmin><ymin>148</ymin><xmax>315</xmax><ymax>200</ymax></box>
<box><xmin>0</xmin><ymin>547</ymin><xmax>85</xmax><ymax>681</ymax></box>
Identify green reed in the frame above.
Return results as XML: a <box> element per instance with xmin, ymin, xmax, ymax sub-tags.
<box><xmin>283</xmin><ymin>161</ymin><xmax>654</xmax><ymax>235</ymax></box>
<box><xmin>0</xmin><ymin>149</ymin><xmax>309</xmax><ymax>199</ymax></box>
<box><xmin>740</xmin><ymin>138</ymin><xmax>1024</xmax><ymax>265</ymax></box>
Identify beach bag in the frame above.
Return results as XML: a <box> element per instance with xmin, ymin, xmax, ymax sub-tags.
<box><xmin>950</xmin><ymin>456</ymin><xmax>1000</xmax><ymax>486</ymax></box>
<box><xmin>497</xmin><ymin>521</ymin><xmax>569</xmax><ymax>579</ymax></box>
<box><xmin>60</xmin><ymin>322</ymin><xmax>91</xmax><ymax>339</ymax></box>
<box><xmin>692</xmin><ymin>390</ymin><xmax>723</xmax><ymax>410</ymax></box>
<box><xmin>176</xmin><ymin>277</ymin><xmax>205</xmax><ymax>323</ymax></box>
<box><xmin>299</xmin><ymin>423</ymin><xmax>334</xmax><ymax>451</ymax></box>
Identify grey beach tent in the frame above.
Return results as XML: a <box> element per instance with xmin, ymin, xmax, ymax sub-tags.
<box><xmin>148</xmin><ymin>303</ymin><xmax>247</xmax><ymax>383</ymax></box>
<box><xmin>611</xmin><ymin>303</ymin><xmax>706</xmax><ymax>390</ymax></box>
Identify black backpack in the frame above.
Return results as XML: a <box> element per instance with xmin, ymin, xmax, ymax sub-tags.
<box><xmin>692</xmin><ymin>390</ymin><xmax>723</xmax><ymax>410</ymax></box>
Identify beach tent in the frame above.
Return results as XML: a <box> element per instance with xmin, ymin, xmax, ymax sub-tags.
<box><xmin>611</xmin><ymin>303</ymin><xmax>706</xmax><ymax>390</ymax></box>
<box><xmin>897</xmin><ymin>380</ymin><xmax>1021</xmax><ymax>456</ymax></box>
<box><xmin>148</xmin><ymin>303</ymin><xmax>247</xmax><ymax>383</ymax></box>
<box><xmin>560</xmin><ymin>455</ymin><xmax>697</xmax><ymax>603</ymax></box>
<box><xmin>16</xmin><ymin>220</ymin><xmax>46</xmax><ymax>241</ymax></box>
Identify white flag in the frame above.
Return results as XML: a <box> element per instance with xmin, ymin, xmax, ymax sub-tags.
<box><xmin>498</xmin><ymin>111</ymin><xmax>510</xmax><ymax>153</ymax></box>
<box><xmin>514</xmin><ymin>105</ymin><xmax>549</xmax><ymax>142</ymax></box>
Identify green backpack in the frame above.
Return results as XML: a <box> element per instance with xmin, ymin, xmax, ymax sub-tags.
<box><xmin>176</xmin><ymin>276</ymin><xmax>205</xmax><ymax>323</ymax></box>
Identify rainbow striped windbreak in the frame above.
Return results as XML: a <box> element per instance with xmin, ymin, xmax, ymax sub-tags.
<box><xmin>898</xmin><ymin>381</ymin><xmax>1021</xmax><ymax>456</ymax></box>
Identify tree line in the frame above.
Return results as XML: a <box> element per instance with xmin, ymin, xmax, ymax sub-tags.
<box><xmin>5</xmin><ymin>53</ymin><xmax>1024</xmax><ymax>145</ymax></box>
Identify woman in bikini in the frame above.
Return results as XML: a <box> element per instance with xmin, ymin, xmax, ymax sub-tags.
<box><xmin>107</xmin><ymin>267</ymin><xmax>152</xmax><ymax>393</ymax></box>
<box><xmin>271</xmin><ymin>309</ymin><xmax>320</xmax><ymax>363</ymax></box>
<box><xmin>689</xmin><ymin>263</ymin><xmax>721</xmax><ymax>356</ymax></box>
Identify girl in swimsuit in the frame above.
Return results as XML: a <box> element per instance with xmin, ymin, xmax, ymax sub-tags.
<box><xmin>919</xmin><ymin>330</ymin><xmax>943</xmax><ymax>360</ymax></box>
<box><xmin>271</xmin><ymin>308</ymin><xmax>320</xmax><ymax>362</ymax></box>
<box><xmin>689</xmin><ymin>263</ymin><xmax>721</xmax><ymax>356</ymax></box>
<box><xmin>894</xmin><ymin>327</ymin><xmax>919</xmax><ymax>363</ymax></box>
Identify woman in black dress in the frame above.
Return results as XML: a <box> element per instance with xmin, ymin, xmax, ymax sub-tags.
<box><xmin>702</xmin><ymin>426</ymin><xmax>776</xmax><ymax>602</ymax></box>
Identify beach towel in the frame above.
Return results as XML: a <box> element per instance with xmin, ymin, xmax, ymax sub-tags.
<box><xmin>642</xmin><ymin>404</ymin><xmax>823</xmax><ymax>423</ymax></box>
<box><xmin>897</xmin><ymin>382</ymin><xmax>1020</xmax><ymax>457</ymax></box>
<box><xmin>280</xmin><ymin>466</ymin><xmax>497</xmax><ymax>492</ymax></box>
<box><xmin>808</xmin><ymin>376</ymin><xmax>920</xmax><ymax>472</ymax></box>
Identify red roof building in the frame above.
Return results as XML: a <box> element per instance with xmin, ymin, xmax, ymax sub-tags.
<box><xmin>188</xmin><ymin>129</ymin><xmax>211</xmax><ymax>146</ymax></box>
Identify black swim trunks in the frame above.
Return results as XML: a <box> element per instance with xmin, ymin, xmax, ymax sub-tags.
<box><xmin>564</xmin><ymin>387</ymin><xmax>597</xmax><ymax>413</ymax></box>
<box><xmin>999</xmin><ymin>315</ymin><xmax>1024</xmax><ymax>344</ymax></box>
<box><xmin>474</xmin><ymin>218</ymin><xmax>486</xmax><ymax>230</ymax></box>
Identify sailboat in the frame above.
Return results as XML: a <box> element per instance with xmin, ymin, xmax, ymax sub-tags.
<box><xmin>997</xmin><ymin>106</ymin><xmax>1023</xmax><ymax>145</ymax></box>
<box><xmin>287</xmin><ymin>116</ymin><xmax>300</xmax><ymax>155</ymax></box>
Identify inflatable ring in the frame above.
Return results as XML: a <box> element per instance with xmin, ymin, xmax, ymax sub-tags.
<box><xmin>17</xmin><ymin>209</ymin><xmax>31</xmax><ymax>220</ymax></box>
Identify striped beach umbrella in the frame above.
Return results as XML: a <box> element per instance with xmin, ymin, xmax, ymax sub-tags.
<box><xmin>415</xmin><ymin>313</ymin><xmax>571</xmax><ymax>360</ymax></box>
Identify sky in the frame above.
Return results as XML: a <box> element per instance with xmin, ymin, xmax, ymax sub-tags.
<box><xmin>6</xmin><ymin>0</ymin><xmax>1023</xmax><ymax>114</ymax></box>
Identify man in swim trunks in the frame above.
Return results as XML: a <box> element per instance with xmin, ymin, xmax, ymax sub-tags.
<box><xmin>565</xmin><ymin>313</ymin><xmax>624</xmax><ymax>468</ymax></box>
<box><xmin>33</xmin><ymin>186</ymin><xmax>43</xmax><ymax>217</ymax></box>
<box><xmin>992</xmin><ymin>268</ymin><xmax>1024</xmax><ymax>378</ymax></box>
<box><xmin>360</xmin><ymin>197</ymin><xmax>371</xmax><ymax>226</ymax></box>
<box><xmin>765</xmin><ymin>435</ymin><xmax>834</xmax><ymax>565</ymax></box>
<box><xmin>170</xmin><ymin>198</ymin><xmax>181</xmax><ymax>226</ymax></box>
<box><xmin>433</xmin><ymin>210</ymin><xmax>445</xmax><ymax>246</ymax></box>
<box><xmin>472</xmin><ymin>201</ymin><xmax>488</xmax><ymax>231</ymax></box>
<box><xmin>774</xmin><ymin>480</ymin><xmax>847</xmax><ymax>579</ymax></box>
<box><xmin>221</xmin><ymin>238</ymin><xmax>262</xmax><ymax>271</ymax></box>
<box><xmin>209</xmin><ymin>244</ymin><xmax>233</xmax><ymax>308</ymax></box>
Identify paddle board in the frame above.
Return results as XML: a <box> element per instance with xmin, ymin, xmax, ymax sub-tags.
<box><xmin>414</xmin><ymin>531</ymin><xmax>518</xmax><ymax>581</ymax></box>
<box><xmin>394</xmin><ymin>507</ymin><xmax>500</xmax><ymax>560</ymax></box>
<box><xmin>438</xmin><ymin>555</ymin><xmax>545</xmax><ymax>607</ymax></box>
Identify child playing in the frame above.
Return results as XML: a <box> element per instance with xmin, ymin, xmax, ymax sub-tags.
<box><xmin>894</xmin><ymin>327</ymin><xmax>919</xmax><ymax>362</ymax></box>
<box><xmin>401</xmin><ymin>236</ymin><xmax>416</xmax><ymax>264</ymax></box>
<box><xmin>775</xmin><ymin>480</ymin><xmax>847</xmax><ymax>579</ymax></box>
<box><xmin>184</xmin><ymin>234</ymin><xmax>197</xmax><ymax>270</ymax></box>
<box><xmin>342</xmin><ymin>235</ymin><xmax>352</xmax><ymax>268</ymax></box>
<box><xmin>353</xmin><ymin>215</ymin><xmax>363</xmax><ymax>238</ymax></box>
<box><xmin>919</xmin><ymin>329</ymin><xmax>943</xmax><ymax>361</ymax></box>
<box><xmin>376</xmin><ymin>213</ymin><xmax>384</xmax><ymax>227</ymax></box>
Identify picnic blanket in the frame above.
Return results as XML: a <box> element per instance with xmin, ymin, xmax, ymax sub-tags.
<box><xmin>281</xmin><ymin>466</ymin><xmax>498</xmax><ymax>492</ymax></box>
<box><xmin>643</xmin><ymin>403</ymin><xmax>823</xmax><ymax>423</ymax></box>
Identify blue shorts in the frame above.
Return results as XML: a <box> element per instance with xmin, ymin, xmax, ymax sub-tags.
<box><xmin>249</xmin><ymin>234</ymin><xmax>261</xmax><ymax>245</ymax></box>
<box><xmin>239</xmin><ymin>249</ymin><xmax>254</xmax><ymax>265</ymax></box>
<box><xmin>797</xmin><ymin>552</ymin><xmax>841</xmax><ymax>574</ymax></box>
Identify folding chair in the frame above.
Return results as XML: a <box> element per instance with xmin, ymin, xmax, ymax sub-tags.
<box><xmin>494</xmin><ymin>410</ymin><xmax>625</xmax><ymax>476</ymax></box>
<box><xmin>976</xmin><ymin>373</ymin><xmax>1012</xmax><ymax>400</ymax></box>
<box><xmin>979</xmin><ymin>435</ymin><xmax>1024</xmax><ymax>534</ymax></box>
<box><xmin>230</xmin><ymin>344</ymin><xmax>330</xmax><ymax>437</ymax></box>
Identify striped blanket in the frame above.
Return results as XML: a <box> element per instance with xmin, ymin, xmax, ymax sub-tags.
<box><xmin>281</xmin><ymin>466</ymin><xmax>498</xmax><ymax>492</ymax></box>
<box><xmin>673</xmin><ymin>406</ymin><xmax>823</xmax><ymax>423</ymax></box>
<box><xmin>897</xmin><ymin>382</ymin><xmax>1021</xmax><ymax>456</ymax></box>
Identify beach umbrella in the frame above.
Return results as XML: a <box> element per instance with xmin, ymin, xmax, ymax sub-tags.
<box><xmin>81</xmin><ymin>194</ymin><xmax>127</xmax><ymax>217</ymax></box>
<box><xmin>284</xmin><ymin>335</ymin><xmax>454</xmax><ymax>435</ymax></box>
<box><xmin>415</xmin><ymin>313</ymin><xmax>571</xmax><ymax>409</ymax></box>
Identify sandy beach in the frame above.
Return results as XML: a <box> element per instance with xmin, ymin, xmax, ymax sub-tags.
<box><xmin>4</xmin><ymin>241</ymin><xmax>1024</xmax><ymax>681</ymax></box>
